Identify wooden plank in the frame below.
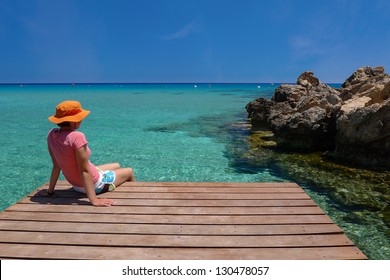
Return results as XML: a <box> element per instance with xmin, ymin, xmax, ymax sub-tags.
<box><xmin>0</xmin><ymin>230</ymin><xmax>354</xmax><ymax>247</ymax></box>
<box><xmin>39</xmin><ymin>181</ymin><xmax>300</xmax><ymax>188</ymax></box>
<box><xmin>28</xmin><ymin>191</ymin><xmax>312</xmax><ymax>200</ymax></box>
<box><xmin>6</xmin><ymin>204</ymin><xmax>325</xmax><ymax>215</ymax></box>
<box><xmin>20</xmin><ymin>197</ymin><xmax>317</xmax><ymax>207</ymax></box>
<box><xmin>0</xmin><ymin>211</ymin><xmax>335</xmax><ymax>224</ymax></box>
<box><xmin>34</xmin><ymin>181</ymin><xmax>304</xmax><ymax>192</ymax></box>
<box><xmin>117</xmin><ymin>187</ymin><xmax>305</xmax><ymax>193</ymax></box>
<box><xmin>0</xmin><ymin>220</ymin><xmax>344</xmax><ymax>235</ymax></box>
<box><xmin>0</xmin><ymin>244</ymin><xmax>366</xmax><ymax>260</ymax></box>
<box><xmin>123</xmin><ymin>182</ymin><xmax>300</xmax><ymax>188</ymax></box>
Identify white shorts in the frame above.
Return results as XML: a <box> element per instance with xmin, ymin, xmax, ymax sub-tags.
<box><xmin>72</xmin><ymin>169</ymin><xmax>116</xmax><ymax>194</ymax></box>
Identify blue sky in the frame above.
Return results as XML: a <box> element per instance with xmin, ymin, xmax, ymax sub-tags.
<box><xmin>1</xmin><ymin>0</ymin><xmax>389</xmax><ymax>83</ymax></box>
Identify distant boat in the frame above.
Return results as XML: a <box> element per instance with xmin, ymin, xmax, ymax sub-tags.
<box><xmin>257</xmin><ymin>85</ymin><xmax>261</xmax><ymax>88</ymax></box>
<box><xmin>194</xmin><ymin>85</ymin><xmax>197</xmax><ymax>88</ymax></box>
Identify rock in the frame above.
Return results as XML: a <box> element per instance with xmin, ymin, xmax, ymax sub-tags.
<box><xmin>297</xmin><ymin>71</ymin><xmax>320</xmax><ymax>88</ymax></box>
<box><xmin>334</xmin><ymin>67</ymin><xmax>390</xmax><ymax>168</ymax></box>
<box><xmin>269</xmin><ymin>106</ymin><xmax>338</xmax><ymax>150</ymax></box>
<box><xmin>248</xmin><ymin>131</ymin><xmax>277</xmax><ymax>148</ymax></box>
<box><xmin>273</xmin><ymin>84</ymin><xmax>306</xmax><ymax>104</ymax></box>
<box><xmin>245</xmin><ymin>66</ymin><xmax>390</xmax><ymax>169</ymax></box>
<box><xmin>334</xmin><ymin>100</ymin><xmax>390</xmax><ymax>168</ymax></box>
<box><xmin>340</xmin><ymin>66</ymin><xmax>387</xmax><ymax>100</ymax></box>
<box><xmin>246</xmin><ymin>71</ymin><xmax>340</xmax><ymax>151</ymax></box>
<box><xmin>245</xmin><ymin>98</ymin><xmax>277</xmax><ymax>128</ymax></box>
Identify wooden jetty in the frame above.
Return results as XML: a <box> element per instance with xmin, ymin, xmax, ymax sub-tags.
<box><xmin>0</xmin><ymin>181</ymin><xmax>366</xmax><ymax>259</ymax></box>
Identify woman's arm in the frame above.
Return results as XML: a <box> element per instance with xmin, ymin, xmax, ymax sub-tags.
<box><xmin>75</xmin><ymin>145</ymin><xmax>116</xmax><ymax>207</ymax></box>
<box><xmin>48</xmin><ymin>147</ymin><xmax>60</xmax><ymax>195</ymax></box>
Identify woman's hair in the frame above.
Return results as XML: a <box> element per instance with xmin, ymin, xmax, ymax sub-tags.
<box><xmin>57</xmin><ymin>122</ymin><xmax>71</xmax><ymax>127</ymax></box>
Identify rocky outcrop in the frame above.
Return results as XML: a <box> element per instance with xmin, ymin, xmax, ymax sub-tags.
<box><xmin>335</xmin><ymin>67</ymin><xmax>390</xmax><ymax>168</ymax></box>
<box><xmin>246</xmin><ymin>66</ymin><xmax>390</xmax><ymax>169</ymax></box>
<box><xmin>246</xmin><ymin>71</ymin><xmax>341</xmax><ymax>151</ymax></box>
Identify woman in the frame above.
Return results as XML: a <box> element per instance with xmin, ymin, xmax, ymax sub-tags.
<box><xmin>47</xmin><ymin>100</ymin><xmax>135</xmax><ymax>207</ymax></box>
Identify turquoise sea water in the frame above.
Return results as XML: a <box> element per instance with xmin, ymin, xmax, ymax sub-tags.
<box><xmin>0</xmin><ymin>83</ymin><xmax>389</xmax><ymax>259</ymax></box>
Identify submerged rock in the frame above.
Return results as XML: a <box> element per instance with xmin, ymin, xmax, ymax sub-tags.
<box><xmin>225</xmin><ymin>119</ymin><xmax>390</xmax><ymax>259</ymax></box>
<box><xmin>246</xmin><ymin>66</ymin><xmax>390</xmax><ymax>169</ymax></box>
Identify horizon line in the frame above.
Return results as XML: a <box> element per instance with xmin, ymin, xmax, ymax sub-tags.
<box><xmin>0</xmin><ymin>81</ymin><xmax>343</xmax><ymax>85</ymax></box>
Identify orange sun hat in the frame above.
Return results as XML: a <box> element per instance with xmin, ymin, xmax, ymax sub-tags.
<box><xmin>48</xmin><ymin>100</ymin><xmax>90</xmax><ymax>124</ymax></box>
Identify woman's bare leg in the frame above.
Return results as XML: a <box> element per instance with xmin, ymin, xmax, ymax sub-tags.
<box><xmin>113</xmin><ymin>167</ymin><xmax>136</xmax><ymax>186</ymax></box>
<box><xmin>96</xmin><ymin>163</ymin><xmax>120</xmax><ymax>171</ymax></box>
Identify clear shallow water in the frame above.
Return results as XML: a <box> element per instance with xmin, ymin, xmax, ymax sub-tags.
<box><xmin>0</xmin><ymin>83</ymin><xmax>389</xmax><ymax>259</ymax></box>
<box><xmin>0</xmin><ymin>83</ymin><xmax>281</xmax><ymax>205</ymax></box>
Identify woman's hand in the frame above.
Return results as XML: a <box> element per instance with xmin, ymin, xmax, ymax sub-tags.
<box><xmin>91</xmin><ymin>198</ymin><xmax>117</xmax><ymax>207</ymax></box>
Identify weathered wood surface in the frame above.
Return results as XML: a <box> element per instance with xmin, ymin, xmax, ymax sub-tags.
<box><xmin>0</xmin><ymin>181</ymin><xmax>367</xmax><ymax>259</ymax></box>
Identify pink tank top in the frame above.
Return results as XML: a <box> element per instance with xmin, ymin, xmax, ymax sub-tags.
<box><xmin>47</xmin><ymin>129</ymin><xmax>100</xmax><ymax>188</ymax></box>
